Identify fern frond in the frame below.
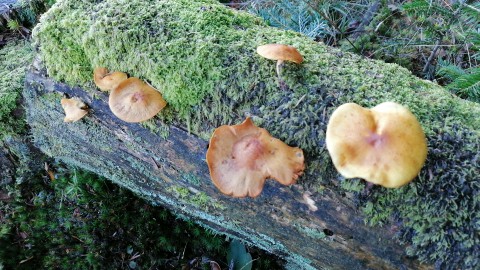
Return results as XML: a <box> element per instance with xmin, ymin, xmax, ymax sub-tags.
<box><xmin>402</xmin><ymin>0</ymin><xmax>453</xmax><ymax>18</ymax></box>
<box><xmin>437</xmin><ymin>61</ymin><xmax>465</xmax><ymax>81</ymax></box>
<box><xmin>462</xmin><ymin>3</ymin><xmax>480</xmax><ymax>21</ymax></box>
<box><xmin>446</xmin><ymin>68</ymin><xmax>480</xmax><ymax>102</ymax></box>
<box><xmin>247</xmin><ymin>0</ymin><xmax>330</xmax><ymax>39</ymax></box>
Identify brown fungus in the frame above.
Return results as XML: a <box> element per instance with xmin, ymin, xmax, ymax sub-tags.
<box><xmin>93</xmin><ymin>67</ymin><xmax>128</xmax><ymax>91</ymax></box>
<box><xmin>61</xmin><ymin>97</ymin><xmax>88</xmax><ymax>122</ymax></box>
<box><xmin>108</xmin><ymin>77</ymin><xmax>167</xmax><ymax>123</ymax></box>
<box><xmin>256</xmin><ymin>44</ymin><xmax>303</xmax><ymax>81</ymax></box>
<box><xmin>206</xmin><ymin>117</ymin><xmax>305</xmax><ymax>198</ymax></box>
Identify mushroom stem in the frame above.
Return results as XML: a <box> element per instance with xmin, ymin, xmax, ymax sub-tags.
<box><xmin>276</xmin><ymin>59</ymin><xmax>284</xmax><ymax>78</ymax></box>
<box><xmin>276</xmin><ymin>60</ymin><xmax>286</xmax><ymax>90</ymax></box>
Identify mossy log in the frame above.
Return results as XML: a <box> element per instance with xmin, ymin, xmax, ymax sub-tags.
<box><xmin>25</xmin><ymin>0</ymin><xmax>479</xmax><ymax>269</ymax></box>
<box><xmin>25</xmin><ymin>65</ymin><xmax>427</xmax><ymax>270</ymax></box>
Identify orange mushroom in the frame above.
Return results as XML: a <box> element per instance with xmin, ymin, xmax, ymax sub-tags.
<box><xmin>61</xmin><ymin>97</ymin><xmax>88</xmax><ymax>122</ymax></box>
<box><xmin>326</xmin><ymin>102</ymin><xmax>427</xmax><ymax>188</ymax></box>
<box><xmin>206</xmin><ymin>117</ymin><xmax>305</xmax><ymax>198</ymax></box>
<box><xmin>93</xmin><ymin>67</ymin><xmax>128</xmax><ymax>91</ymax></box>
<box><xmin>256</xmin><ymin>44</ymin><xmax>303</xmax><ymax>79</ymax></box>
<box><xmin>108</xmin><ymin>77</ymin><xmax>167</xmax><ymax>123</ymax></box>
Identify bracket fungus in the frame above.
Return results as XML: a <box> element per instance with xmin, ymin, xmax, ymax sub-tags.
<box><xmin>326</xmin><ymin>102</ymin><xmax>428</xmax><ymax>188</ymax></box>
<box><xmin>256</xmin><ymin>44</ymin><xmax>303</xmax><ymax>83</ymax></box>
<box><xmin>61</xmin><ymin>97</ymin><xmax>88</xmax><ymax>122</ymax></box>
<box><xmin>108</xmin><ymin>77</ymin><xmax>167</xmax><ymax>123</ymax></box>
<box><xmin>206</xmin><ymin>117</ymin><xmax>305</xmax><ymax>198</ymax></box>
<box><xmin>93</xmin><ymin>67</ymin><xmax>128</xmax><ymax>91</ymax></box>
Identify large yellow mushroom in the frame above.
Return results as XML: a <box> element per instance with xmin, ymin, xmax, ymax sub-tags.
<box><xmin>326</xmin><ymin>102</ymin><xmax>428</xmax><ymax>188</ymax></box>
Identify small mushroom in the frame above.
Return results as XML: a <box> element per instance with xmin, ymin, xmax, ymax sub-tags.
<box><xmin>256</xmin><ymin>44</ymin><xmax>303</xmax><ymax>86</ymax></box>
<box><xmin>206</xmin><ymin>117</ymin><xmax>305</xmax><ymax>198</ymax></box>
<box><xmin>108</xmin><ymin>77</ymin><xmax>167</xmax><ymax>123</ymax></box>
<box><xmin>61</xmin><ymin>97</ymin><xmax>88</xmax><ymax>122</ymax></box>
<box><xmin>93</xmin><ymin>67</ymin><xmax>128</xmax><ymax>91</ymax></box>
<box><xmin>326</xmin><ymin>102</ymin><xmax>427</xmax><ymax>188</ymax></box>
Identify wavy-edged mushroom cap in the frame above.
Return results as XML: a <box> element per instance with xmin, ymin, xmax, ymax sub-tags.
<box><xmin>326</xmin><ymin>102</ymin><xmax>427</xmax><ymax>188</ymax></box>
<box><xmin>108</xmin><ymin>77</ymin><xmax>167</xmax><ymax>123</ymax></box>
<box><xmin>93</xmin><ymin>67</ymin><xmax>128</xmax><ymax>91</ymax></box>
<box><xmin>256</xmin><ymin>44</ymin><xmax>304</xmax><ymax>64</ymax></box>
<box><xmin>206</xmin><ymin>117</ymin><xmax>305</xmax><ymax>198</ymax></box>
<box><xmin>61</xmin><ymin>97</ymin><xmax>88</xmax><ymax>122</ymax></box>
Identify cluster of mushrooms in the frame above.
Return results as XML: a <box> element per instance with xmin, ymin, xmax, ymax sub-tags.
<box><xmin>61</xmin><ymin>67</ymin><xmax>167</xmax><ymax>123</ymax></box>
<box><xmin>61</xmin><ymin>44</ymin><xmax>428</xmax><ymax>198</ymax></box>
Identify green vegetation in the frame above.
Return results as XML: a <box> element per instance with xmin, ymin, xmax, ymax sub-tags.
<box><xmin>1</xmin><ymin>0</ymin><xmax>477</xmax><ymax>268</ymax></box>
<box><xmin>0</xmin><ymin>41</ymin><xmax>33</xmax><ymax>141</ymax></box>
<box><xmin>0</xmin><ymin>166</ymin><xmax>280</xmax><ymax>269</ymax></box>
<box><xmin>6</xmin><ymin>0</ymin><xmax>56</xmax><ymax>26</ymax></box>
<box><xmin>31</xmin><ymin>0</ymin><xmax>480</xmax><ymax>268</ymax></box>
<box><xmin>0</xmin><ymin>2</ymin><xmax>280</xmax><ymax>269</ymax></box>
<box><xmin>245</xmin><ymin>0</ymin><xmax>479</xmax><ymax>101</ymax></box>
<box><xmin>241</xmin><ymin>0</ymin><xmax>480</xmax><ymax>268</ymax></box>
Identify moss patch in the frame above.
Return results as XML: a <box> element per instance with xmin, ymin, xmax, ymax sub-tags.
<box><xmin>0</xmin><ymin>40</ymin><xmax>34</xmax><ymax>141</ymax></box>
<box><xmin>168</xmin><ymin>185</ymin><xmax>225</xmax><ymax>211</ymax></box>
<box><xmin>32</xmin><ymin>0</ymin><xmax>480</xmax><ymax>268</ymax></box>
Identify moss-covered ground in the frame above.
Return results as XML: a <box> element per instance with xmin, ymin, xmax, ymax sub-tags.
<box><xmin>0</xmin><ymin>165</ymin><xmax>281</xmax><ymax>269</ymax></box>
<box><xmin>30</xmin><ymin>0</ymin><xmax>480</xmax><ymax>268</ymax></box>
<box><xmin>0</xmin><ymin>40</ymin><xmax>33</xmax><ymax>141</ymax></box>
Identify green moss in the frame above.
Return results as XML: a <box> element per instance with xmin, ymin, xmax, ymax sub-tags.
<box><xmin>296</xmin><ymin>226</ymin><xmax>327</xmax><ymax>240</ymax></box>
<box><xmin>140</xmin><ymin>118</ymin><xmax>170</xmax><ymax>139</ymax></box>
<box><xmin>1</xmin><ymin>168</ymin><xmax>259</xmax><ymax>269</ymax></box>
<box><xmin>168</xmin><ymin>185</ymin><xmax>225</xmax><ymax>211</ymax></box>
<box><xmin>31</xmin><ymin>0</ymin><xmax>480</xmax><ymax>268</ymax></box>
<box><xmin>0</xmin><ymin>41</ymin><xmax>34</xmax><ymax>141</ymax></box>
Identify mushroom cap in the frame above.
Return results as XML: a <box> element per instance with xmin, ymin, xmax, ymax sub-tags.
<box><xmin>93</xmin><ymin>67</ymin><xmax>128</xmax><ymax>91</ymax></box>
<box><xmin>206</xmin><ymin>117</ymin><xmax>305</xmax><ymax>198</ymax></box>
<box><xmin>61</xmin><ymin>97</ymin><xmax>88</xmax><ymax>122</ymax></box>
<box><xmin>326</xmin><ymin>102</ymin><xmax>428</xmax><ymax>188</ymax></box>
<box><xmin>108</xmin><ymin>77</ymin><xmax>167</xmax><ymax>123</ymax></box>
<box><xmin>256</xmin><ymin>44</ymin><xmax>304</xmax><ymax>64</ymax></box>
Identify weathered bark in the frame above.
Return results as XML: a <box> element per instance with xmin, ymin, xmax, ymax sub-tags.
<box><xmin>24</xmin><ymin>63</ymin><xmax>429</xmax><ymax>269</ymax></box>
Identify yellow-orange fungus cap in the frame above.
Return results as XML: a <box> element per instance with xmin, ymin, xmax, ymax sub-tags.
<box><xmin>108</xmin><ymin>77</ymin><xmax>167</xmax><ymax>123</ymax></box>
<box><xmin>256</xmin><ymin>44</ymin><xmax>304</xmax><ymax>64</ymax></box>
<box><xmin>326</xmin><ymin>102</ymin><xmax>428</xmax><ymax>188</ymax></box>
<box><xmin>93</xmin><ymin>67</ymin><xmax>128</xmax><ymax>91</ymax></box>
<box><xmin>206</xmin><ymin>117</ymin><xmax>305</xmax><ymax>198</ymax></box>
<box><xmin>61</xmin><ymin>97</ymin><xmax>88</xmax><ymax>122</ymax></box>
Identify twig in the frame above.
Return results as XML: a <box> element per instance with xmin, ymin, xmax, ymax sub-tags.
<box><xmin>422</xmin><ymin>38</ymin><xmax>442</xmax><ymax>75</ymax></box>
<box><xmin>19</xmin><ymin>256</ymin><xmax>34</xmax><ymax>264</ymax></box>
<box><xmin>350</xmin><ymin>1</ymin><xmax>381</xmax><ymax>40</ymax></box>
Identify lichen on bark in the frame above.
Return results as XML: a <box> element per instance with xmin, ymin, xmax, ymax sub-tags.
<box><xmin>31</xmin><ymin>0</ymin><xmax>480</xmax><ymax>268</ymax></box>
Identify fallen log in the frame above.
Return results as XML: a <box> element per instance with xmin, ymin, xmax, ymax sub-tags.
<box><xmin>25</xmin><ymin>0</ymin><xmax>479</xmax><ymax>269</ymax></box>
